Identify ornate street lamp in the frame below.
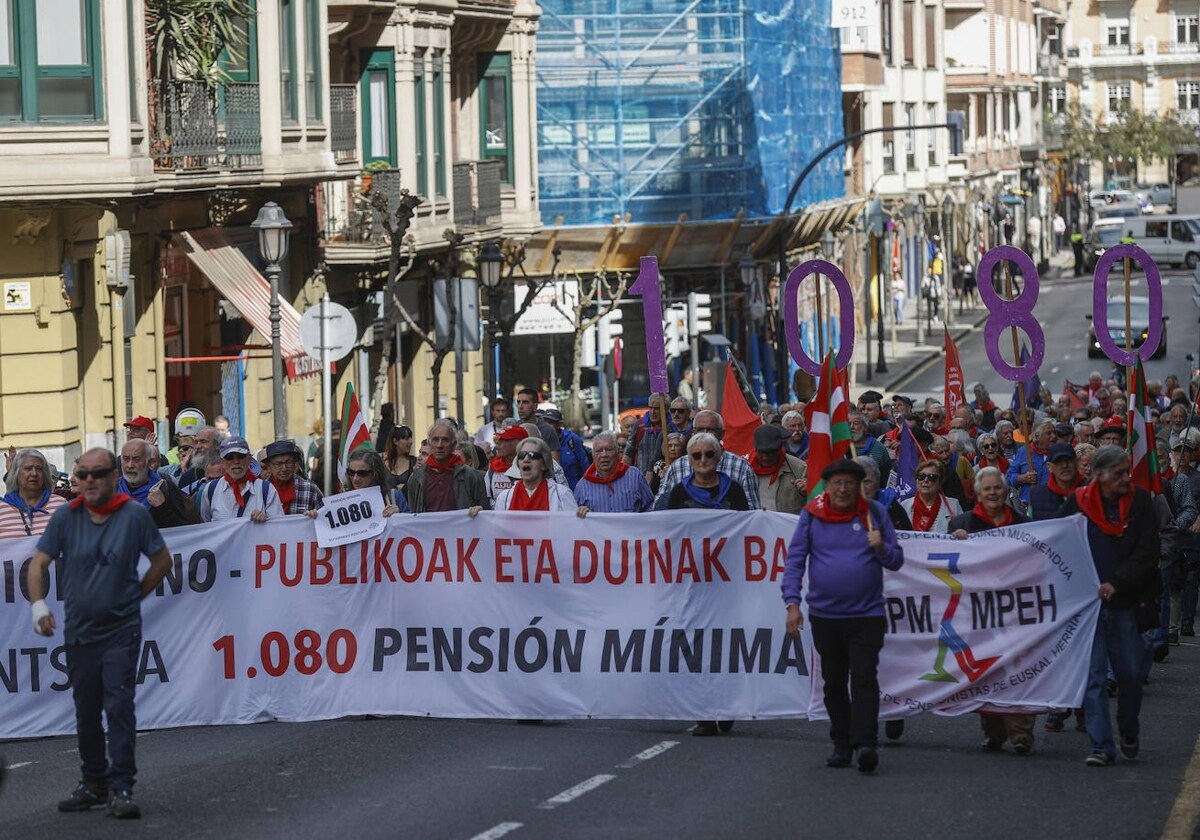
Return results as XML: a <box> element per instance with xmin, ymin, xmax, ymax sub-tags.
<box><xmin>477</xmin><ymin>240</ymin><xmax>506</xmax><ymax>403</ymax></box>
<box><xmin>251</xmin><ymin>201</ymin><xmax>293</xmax><ymax>441</ymax></box>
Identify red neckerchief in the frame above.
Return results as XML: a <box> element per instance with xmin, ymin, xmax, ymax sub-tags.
<box><xmin>426</xmin><ymin>453</ymin><xmax>465</xmax><ymax>473</ymax></box>
<box><xmin>69</xmin><ymin>493</ymin><xmax>135</xmax><ymax>516</ymax></box>
<box><xmin>932</xmin><ymin>423</ymin><xmax>951</xmax><ymax>436</ymax></box>
<box><xmin>271</xmin><ymin>477</ymin><xmax>297</xmax><ymax>514</ymax></box>
<box><xmin>748</xmin><ymin>450</ymin><xmax>784</xmax><ymax>484</ymax></box>
<box><xmin>510</xmin><ymin>479</ymin><xmax>550</xmax><ymax>511</ymax></box>
<box><xmin>1074</xmin><ymin>483</ymin><xmax>1132</xmax><ymax>537</ymax></box>
<box><xmin>911</xmin><ymin>494</ymin><xmax>943</xmax><ymax>532</ymax></box>
<box><xmin>224</xmin><ymin>473</ymin><xmax>252</xmax><ymax>508</ymax></box>
<box><xmin>972</xmin><ymin>502</ymin><xmax>1013</xmax><ymax>529</ymax></box>
<box><xmin>805</xmin><ymin>493</ymin><xmax>869</xmax><ymax>526</ymax></box>
<box><xmin>583</xmin><ymin>461</ymin><xmax>629</xmax><ymax>485</ymax></box>
<box><xmin>1030</xmin><ymin>444</ymin><xmax>1048</xmax><ymax>457</ymax></box>
<box><xmin>976</xmin><ymin>454</ymin><xmax>1009</xmax><ymax>475</ymax></box>
<box><xmin>489</xmin><ymin>456</ymin><xmax>511</xmax><ymax>474</ymax></box>
<box><xmin>1046</xmin><ymin>473</ymin><xmax>1078</xmax><ymax>497</ymax></box>
<box><xmin>977</xmin><ymin>399</ymin><xmax>997</xmax><ymax>413</ymax></box>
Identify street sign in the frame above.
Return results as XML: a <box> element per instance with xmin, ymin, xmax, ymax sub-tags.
<box><xmin>612</xmin><ymin>337</ymin><xmax>624</xmax><ymax>379</ymax></box>
<box><xmin>300</xmin><ymin>301</ymin><xmax>357</xmax><ymax>362</ymax></box>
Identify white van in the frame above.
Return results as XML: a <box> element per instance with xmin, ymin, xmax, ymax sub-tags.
<box><xmin>1120</xmin><ymin>215</ymin><xmax>1200</xmax><ymax>267</ymax></box>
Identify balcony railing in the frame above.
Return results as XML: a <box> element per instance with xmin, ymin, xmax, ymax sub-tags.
<box><xmin>1168</xmin><ymin>41</ymin><xmax>1200</xmax><ymax>54</ymax></box>
<box><xmin>1178</xmin><ymin>109</ymin><xmax>1200</xmax><ymax>126</ymax></box>
<box><xmin>1096</xmin><ymin>42</ymin><xmax>1134</xmax><ymax>56</ymax></box>
<box><xmin>330</xmin><ymin>84</ymin><xmax>358</xmax><ymax>165</ymax></box>
<box><xmin>320</xmin><ymin>169</ymin><xmax>402</xmax><ymax>247</ymax></box>
<box><xmin>151</xmin><ymin>80</ymin><xmax>262</xmax><ymax>172</ymax></box>
<box><xmin>452</xmin><ymin>160</ymin><xmax>503</xmax><ymax>229</ymax></box>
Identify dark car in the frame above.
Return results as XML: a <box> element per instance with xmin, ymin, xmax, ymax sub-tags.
<box><xmin>1082</xmin><ymin>221</ymin><xmax>1125</xmax><ymax>271</ymax></box>
<box><xmin>1086</xmin><ymin>295</ymin><xmax>1168</xmax><ymax>359</ymax></box>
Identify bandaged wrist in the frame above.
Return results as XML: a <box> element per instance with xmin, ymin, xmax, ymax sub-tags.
<box><xmin>31</xmin><ymin>599</ymin><xmax>50</xmax><ymax>632</ymax></box>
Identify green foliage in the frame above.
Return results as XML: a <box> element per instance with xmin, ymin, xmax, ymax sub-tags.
<box><xmin>147</xmin><ymin>0</ymin><xmax>253</xmax><ymax>86</ymax></box>
<box><xmin>1057</xmin><ymin>101</ymin><xmax>1190</xmax><ymax>171</ymax></box>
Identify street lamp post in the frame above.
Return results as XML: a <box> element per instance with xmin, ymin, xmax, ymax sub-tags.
<box><xmin>942</xmin><ymin>193</ymin><xmax>954</xmax><ymax>328</ymax></box>
<box><xmin>251</xmin><ymin>201</ymin><xmax>293</xmax><ymax>442</ymax></box>
<box><xmin>739</xmin><ymin>250</ymin><xmax>764</xmax><ymax>398</ymax></box>
<box><xmin>478</xmin><ymin>240</ymin><xmax>504</xmax><ymax>419</ymax></box>
<box><xmin>875</xmin><ymin>217</ymin><xmax>888</xmax><ymax>373</ymax></box>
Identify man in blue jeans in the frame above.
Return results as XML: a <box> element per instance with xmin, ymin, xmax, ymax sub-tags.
<box><xmin>27</xmin><ymin>448</ymin><xmax>173</xmax><ymax>818</ymax></box>
<box><xmin>1057</xmin><ymin>445</ymin><xmax>1159</xmax><ymax>766</ymax></box>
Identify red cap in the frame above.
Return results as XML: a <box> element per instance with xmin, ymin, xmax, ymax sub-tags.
<box><xmin>495</xmin><ymin>425</ymin><xmax>529</xmax><ymax>441</ymax></box>
<box><xmin>124</xmin><ymin>416</ymin><xmax>154</xmax><ymax>431</ymax></box>
<box><xmin>1101</xmin><ymin>416</ymin><xmax>1125</xmax><ymax>429</ymax></box>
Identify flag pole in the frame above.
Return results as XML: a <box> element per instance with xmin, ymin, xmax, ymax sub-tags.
<box><xmin>1005</xmin><ymin>263</ymin><xmax>1033</xmax><ymax>471</ymax></box>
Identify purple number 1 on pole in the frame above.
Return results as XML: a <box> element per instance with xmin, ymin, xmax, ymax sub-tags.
<box><xmin>629</xmin><ymin>256</ymin><xmax>669</xmax><ymax>394</ymax></box>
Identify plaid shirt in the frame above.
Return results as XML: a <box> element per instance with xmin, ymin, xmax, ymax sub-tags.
<box><xmin>280</xmin><ymin>476</ymin><xmax>324</xmax><ymax>514</ymax></box>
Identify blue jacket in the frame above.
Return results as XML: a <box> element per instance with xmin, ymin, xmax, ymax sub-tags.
<box><xmin>558</xmin><ymin>428</ymin><xmax>591</xmax><ymax>490</ymax></box>
<box><xmin>781</xmin><ymin>500</ymin><xmax>905</xmax><ymax>619</ymax></box>
<box><xmin>1005</xmin><ymin>447</ymin><xmax>1049</xmax><ymax>507</ymax></box>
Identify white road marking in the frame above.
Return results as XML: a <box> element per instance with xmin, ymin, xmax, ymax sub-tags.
<box><xmin>1063</xmin><ymin>354</ymin><xmax>1071</xmax><ymax>361</ymax></box>
<box><xmin>616</xmin><ymin>740</ymin><xmax>679</xmax><ymax>769</ymax></box>
<box><xmin>4</xmin><ymin>761</ymin><xmax>33</xmax><ymax>770</ymax></box>
<box><xmin>1051</xmin><ymin>366</ymin><xmax>1060</xmax><ymax>374</ymax></box>
<box><xmin>485</xmin><ymin>766</ymin><xmax>543</xmax><ymax>771</ymax></box>
<box><xmin>536</xmin><ymin>774</ymin><xmax>617</xmax><ymax>809</ymax></box>
<box><xmin>468</xmin><ymin>823</ymin><xmax>523</xmax><ymax>840</ymax></box>
<box><xmin>1161</xmin><ymin>730</ymin><xmax>1200</xmax><ymax>839</ymax></box>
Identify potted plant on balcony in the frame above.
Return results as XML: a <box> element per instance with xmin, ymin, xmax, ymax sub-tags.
<box><xmin>146</xmin><ymin>0</ymin><xmax>253</xmax><ymax>169</ymax></box>
<box><xmin>361</xmin><ymin>159</ymin><xmax>392</xmax><ymax>194</ymax></box>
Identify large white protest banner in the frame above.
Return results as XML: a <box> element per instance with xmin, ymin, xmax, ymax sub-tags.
<box><xmin>0</xmin><ymin>511</ymin><xmax>1098</xmax><ymax>739</ymax></box>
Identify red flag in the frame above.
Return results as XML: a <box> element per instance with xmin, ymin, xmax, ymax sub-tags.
<box><xmin>1063</xmin><ymin>380</ymin><xmax>1086</xmax><ymax>413</ymax></box>
<box><xmin>719</xmin><ymin>363</ymin><xmax>759</xmax><ymax>460</ymax></box>
<box><xmin>943</xmin><ymin>328</ymin><xmax>966</xmax><ymax>416</ymax></box>
<box><xmin>1127</xmin><ymin>358</ymin><xmax>1162</xmax><ymax>494</ymax></box>
<box><xmin>890</xmin><ymin>234</ymin><xmax>901</xmax><ymax>277</ymax></box>
<box><xmin>804</xmin><ymin>352</ymin><xmax>852</xmax><ymax>499</ymax></box>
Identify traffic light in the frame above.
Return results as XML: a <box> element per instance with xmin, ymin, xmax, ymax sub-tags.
<box><xmin>598</xmin><ymin>304</ymin><xmax>624</xmax><ymax>351</ymax></box>
<box><xmin>665</xmin><ymin>304</ymin><xmax>687</xmax><ymax>358</ymax></box>
<box><xmin>947</xmin><ymin>110</ymin><xmax>965</xmax><ymax>157</ymax></box>
<box><xmin>687</xmin><ymin>292</ymin><xmax>712</xmax><ymax>337</ymax></box>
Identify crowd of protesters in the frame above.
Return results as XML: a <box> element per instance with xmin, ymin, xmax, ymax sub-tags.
<box><xmin>5</xmin><ymin>364</ymin><xmax>1199</xmax><ymax>812</ymax></box>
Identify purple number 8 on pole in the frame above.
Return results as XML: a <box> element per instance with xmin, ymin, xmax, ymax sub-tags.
<box><xmin>629</xmin><ymin>256</ymin><xmax>669</xmax><ymax>394</ymax></box>
<box><xmin>975</xmin><ymin>245</ymin><xmax>1044</xmax><ymax>382</ymax></box>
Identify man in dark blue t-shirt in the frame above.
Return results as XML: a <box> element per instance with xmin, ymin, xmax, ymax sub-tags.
<box><xmin>27</xmin><ymin>448</ymin><xmax>172</xmax><ymax>820</ymax></box>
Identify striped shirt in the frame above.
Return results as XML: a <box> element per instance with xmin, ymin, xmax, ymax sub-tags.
<box><xmin>652</xmin><ymin>451</ymin><xmax>760</xmax><ymax>511</ymax></box>
<box><xmin>0</xmin><ymin>492</ymin><xmax>67</xmax><ymax>538</ymax></box>
<box><xmin>573</xmin><ymin>467</ymin><xmax>655</xmax><ymax>513</ymax></box>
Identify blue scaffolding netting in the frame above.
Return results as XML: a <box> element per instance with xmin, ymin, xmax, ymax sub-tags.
<box><xmin>535</xmin><ymin>0</ymin><xmax>844</xmax><ymax>227</ymax></box>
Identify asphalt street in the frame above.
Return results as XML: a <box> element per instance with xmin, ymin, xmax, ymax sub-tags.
<box><xmin>3</xmin><ymin>638</ymin><xmax>1200</xmax><ymax>839</ymax></box>
<box><xmin>893</xmin><ymin>259</ymin><xmax>1198</xmax><ymax>405</ymax></box>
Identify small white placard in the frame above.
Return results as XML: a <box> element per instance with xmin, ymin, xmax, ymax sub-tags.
<box><xmin>313</xmin><ymin>487</ymin><xmax>387</xmax><ymax>548</ymax></box>
<box><xmin>4</xmin><ymin>281</ymin><xmax>31</xmax><ymax>311</ymax></box>
<box><xmin>832</xmin><ymin>0</ymin><xmax>879</xmax><ymax>29</ymax></box>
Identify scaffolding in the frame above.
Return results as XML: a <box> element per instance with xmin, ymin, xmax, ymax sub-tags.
<box><xmin>536</xmin><ymin>0</ymin><xmax>844</xmax><ymax>227</ymax></box>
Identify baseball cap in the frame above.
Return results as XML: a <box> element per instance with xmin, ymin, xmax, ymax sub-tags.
<box><xmin>541</xmin><ymin>408</ymin><xmax>564</xmax><ymax>424</ymax></box>
<box><xmin>124</xmin><ymin>416</ymin><xmax>154</xmax><ymax>431</ymax></box>
<box><xmin>1047</xmin><ymin>442</ymin><xmax>1077</xmax><ymax>463</ymax></box>
<box><xmin>1172</xmin><ymin>428</ymin><xmax>1200</xmax><ymax>451</ymax></box>
<box><xmin>891</xmin><ymin>394</ymin><xmax>914</xmax><ymax>407</ymax></box>
<box><xmin>1096</xmin><ymin>417</ymin><xmax>1126</xmax><ymax>439</ymax></box>
<box><xmin>219</xmin><ymin>436</ymin><xmax>252</xmax><ymax>457</ymax></box>
<box><xmin>264</xmin><ymin>440</ymin><xmax>301</xmax><ymax>461</ymax></box>
<box><xmin>753</xmin><ymin>424</ymin><xmax>791</xmax><ymax>452</ymax></box>
<box><xmin>495</xmin><ymin>425</ymin><xmax>530</xmax><ymax>442</ymax></box>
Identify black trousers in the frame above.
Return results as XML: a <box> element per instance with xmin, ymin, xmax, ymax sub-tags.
<box><xmin>810</xmin><ymin>616</ymin><xmax>886</xmax><ymax>751</ymax></box>
<box><xmin>66</xmin><ymin>627</ymin><xmax>140</xmax><ymax>792</ymax></box>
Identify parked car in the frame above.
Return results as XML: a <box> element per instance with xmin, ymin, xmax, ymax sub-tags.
<box><xmin>1086</xmin><ymin>295</ymin><xmax>1168</xmax><ymax>359</ymax></box>
<box><xmin>1090</xmin><ymin>189</ymin><xmax>1138</xmax><ymax>207</ymax></box>
<box><xmin>1119</xmin><ymin>215</ymin><xmax>1200</xmax><ymax>268</ymax></box>
<box><xmin>1137</xmin><ymin>182</ymin><xmax>1174</xmax><ymax>209</ymax></box>
<box><xmin>1095</xmin><ymin>201</ymin><xmax>1143</xmax><ymax>220</ymax></box>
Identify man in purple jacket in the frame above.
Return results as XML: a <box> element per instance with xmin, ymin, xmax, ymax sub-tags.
<box><xmin>782</xmin><ymin>458</ymin><xmax>905</xmax><ymax>773</ymax></box>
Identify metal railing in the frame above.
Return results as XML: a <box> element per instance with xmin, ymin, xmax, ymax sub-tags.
<box><xmin>1168</xmin><ymin>41</ymin><xmax>1200</xmax><ymax>53</ymax></box>
<box><xmin>320</xmin><ymin>169</ymin><xmax>402</xmax><ymax>245</ymax></box>
<box><xmin>452</xmin><ymin>160</ymin><xmax>503</xmax><ymax>229</ymax></box>
<box><xmin>152</xmin><ymin>80</ymin><xmax>262</xmax><ymax>171</ymax></box>
<box><xmin>330</xmin><ymin>84</ymin><xmax>358</xmax><ymax>164</ymax></box>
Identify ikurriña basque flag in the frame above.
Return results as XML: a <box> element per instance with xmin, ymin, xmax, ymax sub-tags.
<box><xmin>337</xmin><ymin>383</ymin><xmax>373</xmax><ymax>490</ymax></box>
<box><xmin>803</xmin><ymin>351</ymin><xmax>851</xmax><ymax>500</ymax></box>
<box><xmin>1126</xmin><ymin>357</ymin><xmax>1161</xmax><ymax>494</ymax></box>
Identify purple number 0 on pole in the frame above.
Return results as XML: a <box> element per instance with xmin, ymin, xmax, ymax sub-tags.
<box><xmin>975</xmin><ymin>245</ymin><xmax>1044</xmax><ymax>382</ymax></box>
<box><xmin>1091</xmin><ymin>244</ymin><xmax>1163</xmax><ymax>367</ymax></box>
<box><xmin>782</xmin><ymin>259</ymin><xmax>856</xmax><ymax>375</ymax></box>
<box><xmin>629</xmin><ymin>256</ymin><xmax>669</xmax><ymax>395</ymax></box>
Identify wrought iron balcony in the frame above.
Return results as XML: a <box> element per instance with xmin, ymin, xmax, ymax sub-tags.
<box><xmin>319</xmin><ymin>169</ymin><xmax>403</xmax><ymax>263</ymax></box>
<box><xmin>330</xmin><ymin>84</ymin><xmax>358</xmax><ymax>165</ymax></box>
<box><xmin>452</xmin><ymin>160</ymin><xmax>503</xmax><ymax>230</ymax></box>
<box><xmin>151</xmin><ymin>80</ymin><xmax>262</xmax><ymax>172</ymax></box>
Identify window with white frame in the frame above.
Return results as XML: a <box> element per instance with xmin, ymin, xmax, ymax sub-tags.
<box><xmin>905</xmin><ymin>103</ymin><xmax>916</xmax><ymax>169</ymax></box>
<box><xmin>1176</xmin><ymin>14</ymin><xmax>1200</xmax><ymax>44</ymax></box>
<box><xmin>926</xmin><ymin>104</ymin><xmax>937</xmax><ymax>164</ymax></box>
<box><xmin>1108</xmin><ymin>82</ymin><xmax>1131</xmax><ymax>115</ymax></box>
<box><xmin>1049</xmin><ymin>86</ymin><xmax>1066</xmax><ymax>113</ymax></box>
<box><xmin>1179</xmin><ymin>80</ymin><xmax>1200</xmax><ymax>111</ymax></box>
<box><xmin>1105</xmin><ymin>20</ymin><xmax>1130</xmax><ymax>47</ymax></box>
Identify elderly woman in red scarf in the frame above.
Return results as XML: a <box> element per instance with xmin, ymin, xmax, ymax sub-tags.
<box><xmin>493</xmin><ymin>437</ymin><xmax>583</xmax><ymax>514</ymax></box>
<box><xmin>900</xmin><ymin>458</ymin><xmax>962</xmax><ymax>533</ymax></box>
<box><xmin>948</xmin><ymin>467</ymin><xmax>1035</xmax><ymax>755</ymax></box>
<box><xmin>974</xmin><ymin>432</ymin><xmax>1007</xmax><ymax>475</ymax></box>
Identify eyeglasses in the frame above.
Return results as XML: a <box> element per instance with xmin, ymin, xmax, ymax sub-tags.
<box><xmin>916</xmin><ymin>472</ymin><xmax>940</xmax><ymax>482</ymax></box>
<box><xmin>518</xmin><ymin>451</ymin><xmax>544</xmax><ymax>462</ymax></box>
<box><xmin>223</xmin><ymin>452</ymin><xmax>250</xmax><ymax>461</ymax></box>
<box><xmin>980</xmin><ymin>443</ymin><xmax>997</xmax><ymax>450</ymax></box>
<box><xmin>346</xmin><ymin>468</ymin><xmax>373</xmax><ymax>478</ymax></box>
<box><xmin>74</xmin><ymin>466</ymin><xmax>117</xmax><ymax>481</ymax></box>
<box><xmin>690</xmin><ymin>450</ymin><xmax>718</xmax><ymax>461</ymax></box>
<box><xmin>670</xmin><ymin>408</ymin><xmax>689</xmax><ymax>415</ymax></box>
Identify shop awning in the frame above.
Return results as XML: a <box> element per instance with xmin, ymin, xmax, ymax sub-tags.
<box><xmin>171</xmin><ymin>229</ymin><xmax>322</xmax><ymax>381</ymax></box>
